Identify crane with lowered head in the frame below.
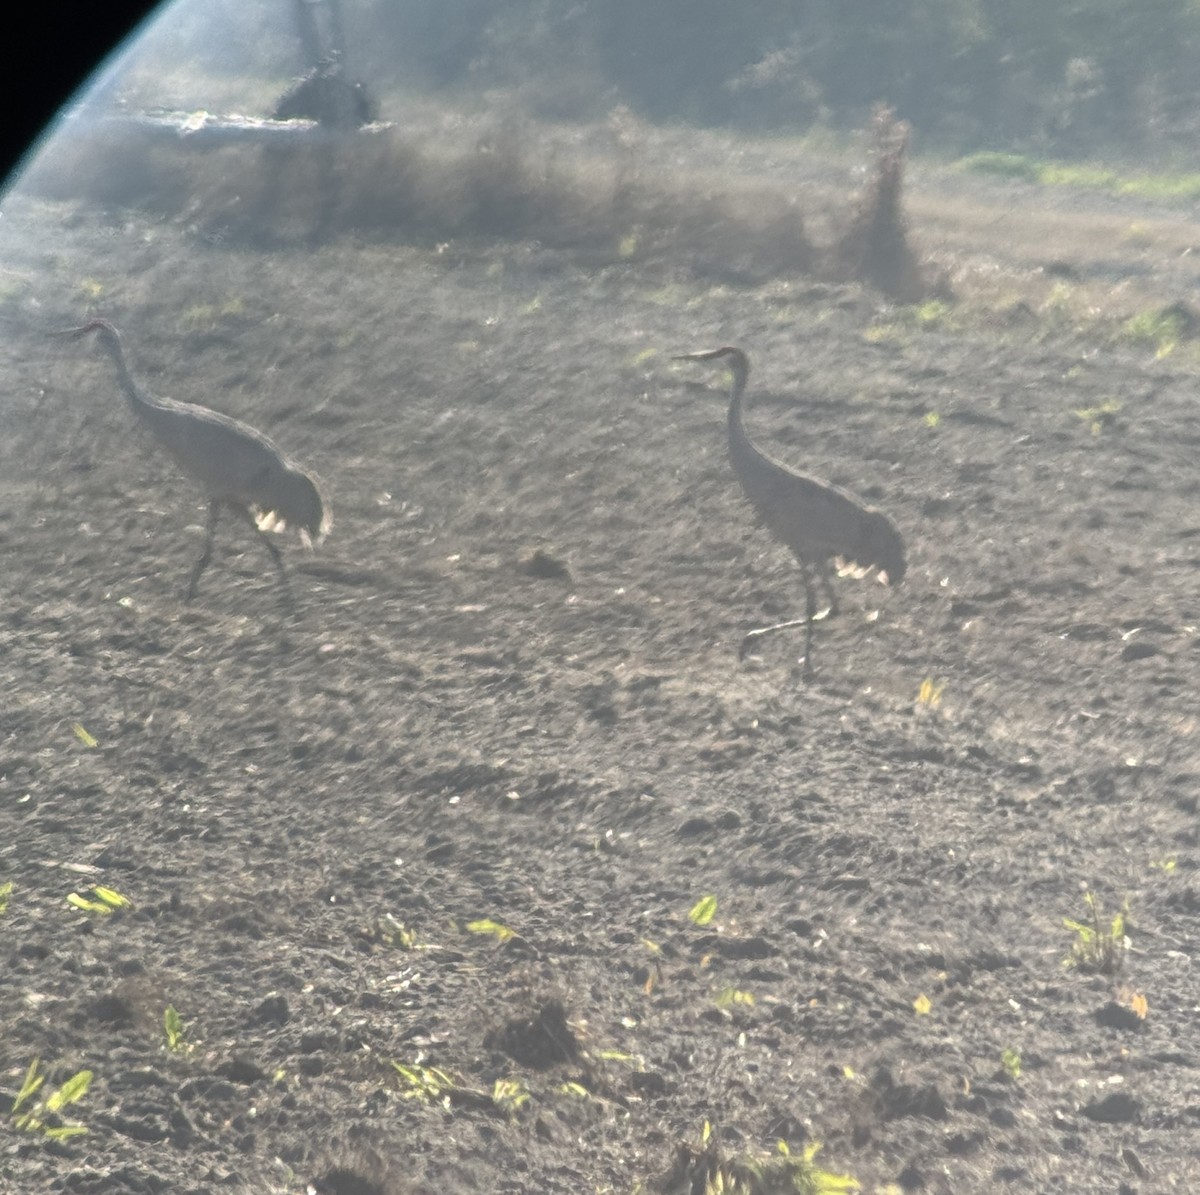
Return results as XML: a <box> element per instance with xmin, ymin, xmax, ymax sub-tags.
<box><xmin>57</xmin><ymin>318</ymin><xmax>331</xmax><ymax>607</ymax></box>
<box><xmin>673</xmin><ymin>345</ymin><xmax>905</xmax><ymax>679</ymax></box>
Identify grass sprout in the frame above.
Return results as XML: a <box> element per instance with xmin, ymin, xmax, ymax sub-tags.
<box><xmin>71</xmin><ymin>723</ymin><xmax>98</xmax><ymax>748</ymax></box>
<box><xmin>1063</xmin><ymin>891</ymin><xmax>1129</xmax><ymax>975</ymax></box>
<box><xmin>387</xmin><ymin>1060</ymin><xmax>496</xmax><ymax>1112</ymax></box>
<box><xmin>1123</xmin><ymin>307</ymin><xmax>1189</xmax><ymax>357</ymax></box>
<box><xmin>66</xmin><ymin>885</ymin><xmax>131</xmax><ymax>916</ymax></box>
<box><xmin>917</xmin><ymin>678</ymin><xmax>944</xmax><ymax>707</ymax></box>
<box><xmin>665</xmin><ymin>1123</ymin><xmax>859</xmax><ymax>1195</ymax></box>
<box><xmin>714</xmin><ymin>989</ymin><xmax>755</xmax><ymax>1010</ymax></box>
<box><xmin>388</xmin><ymin>1061</ymin><xmax>459</xmax><ymax>1103</ymax></box>
<box><xmin>1072</xmin><ymin>398</ymin><xmax>1121</xmax><ymax>435</ymax></box>
<box><xmin>163</xmin><ymin>1006</ymin><xmax>194</xmax><ymax>1056</ymax></box>
<box><xmin>465</xmin><ymin>918</ymin><xmax>516</xmax><ymax>943</ymax></box>
<box><xmin>689</xmin><ymin>895</ymin><xmax>718</xmax><ymax>926</ymax></box>
<box><xmin>369</xmin><ymin>914</ymin><xmax>419</xmax><ymax>949</ymax></box>
<box><xmin>492</xmin><ymin>1078</ymin><xmax>530</xmax><ymax>1114</ymax></box>
<box><xmin>11</xmin><ymin>1059</ymin><xmax>92</xmax><ymax>1140</ymax></box>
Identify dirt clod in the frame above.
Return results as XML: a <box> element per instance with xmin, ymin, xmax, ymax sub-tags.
<box><xmin>486</xmin><ymin>997</ymin><xmax>581</xmax><ymax>1069</ymax></box>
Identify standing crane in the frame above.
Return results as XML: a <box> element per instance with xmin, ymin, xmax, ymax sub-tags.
<box><xmin>673</xmin><ymin>346</ymin><xmax>905</xmax><ymax>678</ymax></box>
<box><xmin>58</xmin><ymin>318</ymin><xmax>331</xmax><ymax>607</ymax></box>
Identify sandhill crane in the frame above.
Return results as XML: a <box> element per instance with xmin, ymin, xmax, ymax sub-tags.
<box><xmin>58</xmin><ymin>318</ymin><xmax>331</xmax><ymax>606</ymax></box>
<box><xmin>673</xmin><ymin>346</ymin><xmax>905</xmax><ymax>678</ymax></box>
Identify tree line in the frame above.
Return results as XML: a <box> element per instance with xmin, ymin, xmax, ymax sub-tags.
<box><xmin>141</xmin><ymin>0</ymin><xmax>1200</xmax><ymax>159</ymax></box>
<box><xmin>351</xmin><ymin>0</ymin><xmax>1200</xmax><ymax>157</ymax></box>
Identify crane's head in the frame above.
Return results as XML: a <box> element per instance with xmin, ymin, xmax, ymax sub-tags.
<box><xmin>861</xmin><ymin>509</ymin><xmax>907</xmax><ymax>586</ymax></box>
<box><xmin>52</xmin><ymin>318</ymin><xmax>123</xmax><ymax>352</ymax></box>
<box><xmin>672</xmin><ymin>346</ymin><xmax>750</xmax><ymax>379</ymax></box>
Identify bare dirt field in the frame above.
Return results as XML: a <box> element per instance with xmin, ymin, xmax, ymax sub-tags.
<box><xmin>2</xmin><ymin>116</ymin><xmax>1200</xmax><ymax>1194</ymax></box>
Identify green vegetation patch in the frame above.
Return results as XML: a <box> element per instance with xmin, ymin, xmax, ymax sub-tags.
<box><xmin>959</xmin><ymin>152</ymin><xmax>1200</xmax><ymax>202</ymax></box>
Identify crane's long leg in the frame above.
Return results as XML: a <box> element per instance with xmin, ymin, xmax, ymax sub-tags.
<box><xmin>229</xmin><ymin>504</ymin><xmax>295</xmax><ymax>610</ymax></box>
<box><xmin>185</xmin><ymin>499</ymin><xmax>221</xmax><ymax>601</ymax></box>
<box><xmin>816</xmin><ymin>560</ymin><xmax>840</xmax><ymax>619</ymax></box>
<box><xmin>738</xmin><ymin>560</ymin><xmax>821</xmax><ymax>680</ymax></box>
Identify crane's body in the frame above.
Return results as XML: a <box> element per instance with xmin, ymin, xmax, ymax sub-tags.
<box><xmin>674</xmin><ymin>346</ymin><xmax>904</xmax><ymax>677</ymax></box>
<box><xmin>61</xmin><ymin>318</ymin><xmax>330</xmax><ymax>605</ymax></box>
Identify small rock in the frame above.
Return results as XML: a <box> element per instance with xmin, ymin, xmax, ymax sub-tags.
<box><xmin>217</xmin><ymin>1057</ymin><xmax>268</xmax><ymax>1084</ymax></box>
<box><xmin>871</xmin><ymin>1067</ymin><xmax>947</xmax><ymax>1122</ymax></box>
<box><xmin>1095</xmin><ymin>1001</ymin><xmax>1145</xmax><ymax>1032</ymax></box>
<box><xmin>519</xmin><ymin>548</ymin><xmax>570</xmax><ymax>580</ymax></box>
<box><xmin>945</xmin><ymin>1131</ymin><xmax>983</xmax><ymax>1156</ymax></box>
<box><xmin>91</xmin><ymin>991</ymin><xmax>136</xmax><ymax>1027</ymax></box>
<box><xmin>1121</xmin><ymin>641</ymin><xmax>1159</xmax><ymax>662</ymax></box>
<box><xmin>250</xmin><ymin>994</ymin><xmax>289</xmax><ymax>1027</ymax></box>
<box><xmin>179</xmin><ymin>1078</ymin><xmax>238</xmax><ymax>1103</ymax></box>
<box><xmin>107</xmin><ymin>1112</ymin><xmax>168</xmax><ymax>1143</ymax></box>
<box><xmin>299</xmin><ymin>1030</ymin><xmax>338</xmax><ymax>1054</ymax></box>
<box><xmin>992</xmin><ymin>1166</ymin><xmax>1028</xmax><ymax>1183</ymax></box>
<box><xmin>713</xmin><ymin>935</ymin><xmax>777</xmax><ymax>961</ymax></box>
<box><xmin>1081</xmin><ymin>1091</ymin><xmax>1140</xmax><ymax>1124</ymax></box>
<box><xmin>630</xmin><ymin>1070</ymin><xmax>669</xmax><ymax>1096</ymax></box>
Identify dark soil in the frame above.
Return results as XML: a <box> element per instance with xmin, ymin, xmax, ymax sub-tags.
<box><xmin>2</xmin><ymin>122</ymin><xmax>1199</xmax><ymax>1194</ymax></box>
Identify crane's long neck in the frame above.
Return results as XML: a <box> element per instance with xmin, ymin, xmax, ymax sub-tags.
<box><xmin>99</xmin><ymin>333</ymin><xmax>165</xmax><ymax>420</ymax></box>
<box><xmin>725</xmin><ymin>356</ymin><xmax>771</xmax><ymax>483</ymax></box>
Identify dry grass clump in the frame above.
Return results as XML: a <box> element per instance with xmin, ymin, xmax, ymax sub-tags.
<box><xmin>183</xmin><ymin>123</ymin><xmax>817</xmax><ymax>279</ymax></box>
<box><xmin>18</xmin><ymin>109</ymin><xmax>939</xmax><ymax>294</ymax></box>
<box><xmin>833</xmin><ymin>106</ymin><xmax>931</xmax><ymax>300</ymax></box>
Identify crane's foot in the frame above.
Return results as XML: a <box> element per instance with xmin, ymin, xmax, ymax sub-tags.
<box><xmin>738</xmin><ymin>614</ymin><xmax>828</xmax><ymax>660</ymax></box>
<box><xmin>184</xmin><ymin>569</ymin><xmax>206</xmax><ymax>602</ymax></box>
<box><xmin>738</xmin><ymin>629</ymin><xmax>768</xmax><ymax>661</ymax></box>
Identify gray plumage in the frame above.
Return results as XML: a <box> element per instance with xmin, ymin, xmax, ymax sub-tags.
<box><xmin>674</xmin><ymin>345</ymin><xmax>904</xmax><ymax>677</ymax></box>
<box><xmin>61</xmin><ymin>318</ymin><xmax>331</xmax><ymax>605</ymax></box>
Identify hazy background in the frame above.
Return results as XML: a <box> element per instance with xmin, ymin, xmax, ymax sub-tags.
<box><xmin>56</xmin><ymin>0</ymin><xmax>1200</xmax><ymax>161</ymax></box>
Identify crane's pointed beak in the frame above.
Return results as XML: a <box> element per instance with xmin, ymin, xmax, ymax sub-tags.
<box><xmin>671</xmin><ymin>349</ymin><xmax>731</xmax><ymax>363</ymax></box>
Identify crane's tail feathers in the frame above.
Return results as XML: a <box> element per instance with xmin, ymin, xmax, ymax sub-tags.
<box><xmin>836</xmin><ymin>556</ymin><xmax>897</xmax><ymax>582</ymax></box>
<box><xmin>834</xmin><ymin>557</ymin><xmax>873</xmax><ymax>581</ymax></box>
<box><xmin>255</xmin><ymin>509</ymin><xmax>288</xmax><ymax>535</ymax></box>
<box><xmin>253</xmin><ymin>510</ymin><xmax>329</xmax><ymax>551</ymax></box>
<box><xmin>833</xmin><ymin>556</ymin><xmax>903</xmax><ymax>586</ymax></box>
<box><xmin>250</xmin><ymin>467</ymin><xmax>331</xmax><ymax>548</ymax></box>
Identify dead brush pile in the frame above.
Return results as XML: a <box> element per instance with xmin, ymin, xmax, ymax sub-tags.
<box><xmin>24</xmin><ymin>110</ymin><xmax>933</xmax><ymax>294</ymax></box>
<box><xmin>833</xmin><ymin>105</ymin><xmax>931</xmax><ymax>300</ymax></box>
